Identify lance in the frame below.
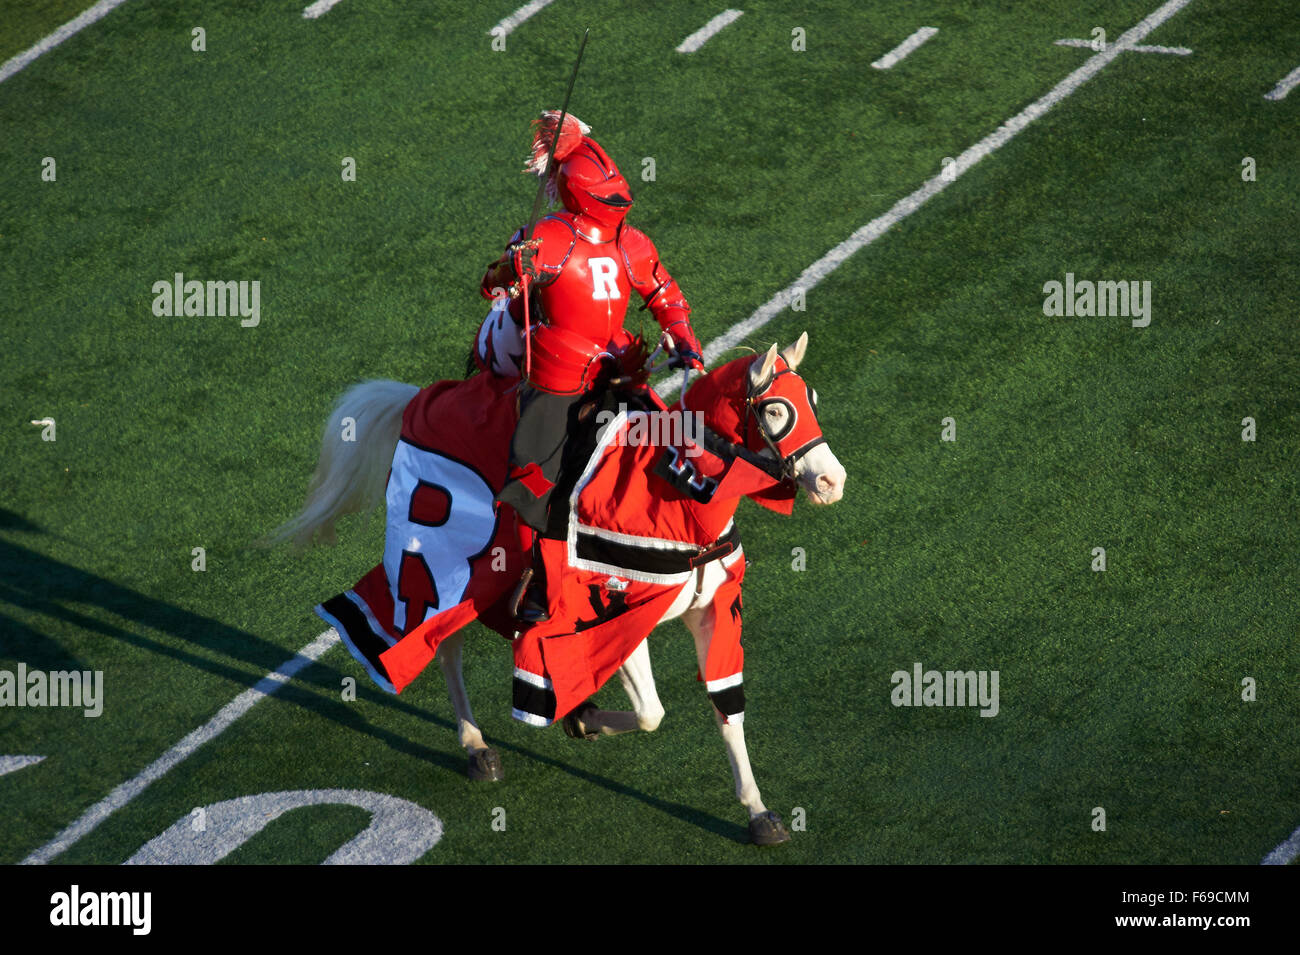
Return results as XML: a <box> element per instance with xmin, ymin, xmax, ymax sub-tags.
<box><xmin>518</xmin><ymin>28</ymin><xmax>590</xmax><ymax>380</ymax></box>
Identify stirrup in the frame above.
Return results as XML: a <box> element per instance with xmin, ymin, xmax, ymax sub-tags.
<box><xmin>510</xmin><ymin>567</ymin><xmax>550</xmax><ymax>623</ymax></box>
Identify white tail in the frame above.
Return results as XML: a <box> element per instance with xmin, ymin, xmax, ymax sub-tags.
<box><xmin>269</xmin><ymin>379</ymin><xmax>418</xmax><ymax>549</ymax></box>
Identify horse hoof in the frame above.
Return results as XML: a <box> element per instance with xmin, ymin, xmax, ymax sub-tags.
<box><xmin>749</xmin><ymin>810</ymin><xmax>791</xmax><ymax>846</ymax></box>
<box><xmin>562</xmin><ymin>700</ymin><xmax>600</xmax><ymax>741</ymax></box>
<box><xmin>467</xmin><ymin>748</ymin><xmax>504</xmax><ymax>782</ymax></box>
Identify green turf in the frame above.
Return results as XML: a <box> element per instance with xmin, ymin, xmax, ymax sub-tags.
<box><xmin>1</xmin><ymin>0</ymin><xmax>1297</xmax><ymax>864</ymax></box>
<box><xmin>0</xmin><ymin>1</ymin><xmax>104</xmax><ymax>64</ymax></box>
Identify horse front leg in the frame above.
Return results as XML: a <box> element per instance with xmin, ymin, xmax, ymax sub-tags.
<box><xmin>436</xmin><ymin>630</ymin><xmax>503</xmax><ymax>781</ymax></box>
<box><xmin>682</xmin><ymin>604</ymin><xmax>791</xmax><ymax>846</ymax></box>
<box><xmin>563</xmin><ymin>637</ymin><xmax>665</xmax><ymax>738</ymax></box>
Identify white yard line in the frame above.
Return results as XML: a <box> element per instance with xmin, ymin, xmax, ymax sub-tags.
<box><xmin>676</xmin><ymin>9</ymin><xmax>744</xmax><ymax>54</ymax></box>
<box><xmin>1263</xmin><ymin>63</ymin><xmax>1300</xmax><ymax>101</ymax></box>
<box><xmin>695</xmin><ymin>0</ymin><xmax>1195</xmax><ymax>366</ymax></box>
<box><xmin>1055</xmin><ymin>38</ymin><xmax>1191</xmax><ymax>54</ymax></box>
<box><xmin>1262</xmin><ymin>823</ymin><xmax>1300</xmax><ymax>865</ymax></box>
<box><xmin>303</xmin><ymin>0</ymin><xmax>346</xmax><ymax>19</ymax></box>
<box><xmin>0</xmin><ymin>0</ymin><xmax>132</xmax><ymax>85</ymax></box>
<box><xmin>1054</xmin><ymin>38</ymin><xmax>1100</xmax><ymax>50</ymax></box>
<box><xmin>0</xmin><ymin>755</ymin><xmax>46</xmax><ymax>777</ymax></box>
<box><xmin>871</xmin><ymin>26</ymin><xmax>939</xmax><ymax>70</ymax></box>
<box><xmin>490</xmin><ymin>0</ymin><xmax>558</xmax><ymax>38</ymax></box>
<box><xmin>22</xmin><ymin>629</ymin><xmax>339</xmax><ymax>864</ymax></box>
<box><xmin>1127</xmin><ymin>43</ymin><xmax>1192</xmax><ymax>54</ymax></box>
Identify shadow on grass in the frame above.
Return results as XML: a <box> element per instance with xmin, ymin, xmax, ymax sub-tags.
<box><xmin>0</xmin><ymin>508</ymin><xmax>741</xmax><ymax>844</ymax></box>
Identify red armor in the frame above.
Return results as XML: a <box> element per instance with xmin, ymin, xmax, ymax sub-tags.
<box><xmin>478</xmin><ymin>112</ymin><xmax>701</xmax><ymax>394</ymax></box>
<box><xmin>480</xmin><ymin>213</ymin><xmax>695</xmax><ymax>393</ymax></box>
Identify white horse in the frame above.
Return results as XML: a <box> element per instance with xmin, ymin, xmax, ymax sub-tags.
<box><xmin>276</xmin><ymin>328</ymin><xmax>845</xmax><ymax>845</ymax></box>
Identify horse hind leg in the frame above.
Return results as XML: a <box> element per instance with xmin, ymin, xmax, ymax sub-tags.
<box><xmin>436</xmin><ymin>631</ymin><xmax>503</xmax><ymax>781</ymax></box>
<box><xmin>563</xmin><ymin>637</ymin><xmax>665</xmax><ymax>739</ymax></box>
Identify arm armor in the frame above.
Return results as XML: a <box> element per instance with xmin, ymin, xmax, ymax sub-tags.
<box><xmin>619</xmin><ymin>226</ymin><xmax>695</xmax><ymax>335</ymax></box>
<box><xmin>479</xmin><ymin>227</ymin><xmax>528</xmax><ymax>300</ymax></box>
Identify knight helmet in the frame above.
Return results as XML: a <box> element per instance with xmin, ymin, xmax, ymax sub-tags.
<box><xmin>524</xmin><ymin>111</ymin><xmax>633</xmax><ymax>230</ymax></box>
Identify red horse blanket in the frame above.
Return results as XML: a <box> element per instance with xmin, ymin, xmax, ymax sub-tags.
<box><xmin>315</xmin><ymin>371</ymin><xmax>523</xmax><ymax>693</ymax></box>
<box><xmin>316</xmin><ymin>378</ymin><xmax>766</xmax><ymax>724</ymax></box>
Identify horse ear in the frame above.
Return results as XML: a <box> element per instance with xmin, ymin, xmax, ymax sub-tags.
<box><xmin>750</xmin><ymin>343</ymin><xmax>780</xmax><ymax>390</ymax></box>
<box><xmin>780</xmin><ymin>331</ymin><xmax>808</xmax><ymax>371</ymax></box>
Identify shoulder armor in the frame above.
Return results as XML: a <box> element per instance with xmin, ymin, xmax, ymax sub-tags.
<box><xmin>617</xmin><ymin>225</ymin><xmax>659</xmax><ymax>288</ymax></box>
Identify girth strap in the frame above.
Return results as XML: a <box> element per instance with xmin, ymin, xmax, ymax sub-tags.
<box><xmin>575</xmin><ymin>522</ymin><xmax>741</xmax><ymax>576</ymax></box>
<box><xmin>698</xmin><ymin>426</ymin><xmax>786</xmax><ymax>481</ymax></box>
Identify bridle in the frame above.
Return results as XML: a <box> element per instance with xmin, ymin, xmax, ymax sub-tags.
<box><xmin>651</xmin><ymin>353</ymin><xmax>826</xmax><ymax>492</ymax></box>
<box><xmin>740</xmin><ymin>367</ymin><xmax>827</xmax><ymax>484</ymax></box>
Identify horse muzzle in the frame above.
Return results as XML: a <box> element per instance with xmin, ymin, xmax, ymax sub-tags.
<box><xmin>796</xmin><ymin>444</ymin><xmax>846</xmax><ymax>505</ymax></box>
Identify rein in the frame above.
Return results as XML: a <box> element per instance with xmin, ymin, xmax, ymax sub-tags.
<box><xmin>698</xmin><ymin>425</ymin><xmax>787</xmax><ymax>482</ymax></box>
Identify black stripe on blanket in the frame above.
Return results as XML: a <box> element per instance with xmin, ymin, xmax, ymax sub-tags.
<box><xmin>708</xmin><ymin>683</ymin><xmax>746</xmax><ymax>719</ymax></box>
<box><xmin>320</xmin><ymin>593</ymin><xmax>393</xmax><ymax>688</ymax></box>
<box><xmin>512</xmin><ymin>676</ymin><xmax>557</xmax><ymax>725</ymax></box>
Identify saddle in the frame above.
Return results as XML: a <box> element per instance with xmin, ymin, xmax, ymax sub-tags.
<box><xmin>539</xmin><ymin>356</ymin><xmax>668</xmax><ymax>539</ymax></box>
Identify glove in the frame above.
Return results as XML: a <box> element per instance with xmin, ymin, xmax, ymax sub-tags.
<box><xmin>664</xmin><ymin>320</ymin><xmax>704</xmax><ymax>371</ymax></box>
<box><xmin>508</xmin><ymin>238</ymin><xmax>542</xmax><ymax>297</ymax></box>
<box><xmin>481</xmin><ymin>260</ymin><xmax>516</xmax><ymax>301</ymax></box>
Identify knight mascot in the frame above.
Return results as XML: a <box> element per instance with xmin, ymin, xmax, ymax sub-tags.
<box><xmin>478</xmin><ymin>112</ymin><xmax>704</xmax><ymax>621</ymax></box>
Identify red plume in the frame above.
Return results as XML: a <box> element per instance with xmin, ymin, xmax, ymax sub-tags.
<box><xmin>524</xmin><ymin>110</ymin><xmax>590</xmax><ymax>176</ymax></box>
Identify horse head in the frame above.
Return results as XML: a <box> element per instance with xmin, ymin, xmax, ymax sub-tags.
<box><xmin>685</xmin><ymin>332</ymin><xmax>846</xmax><ymax>507</ymax></box>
